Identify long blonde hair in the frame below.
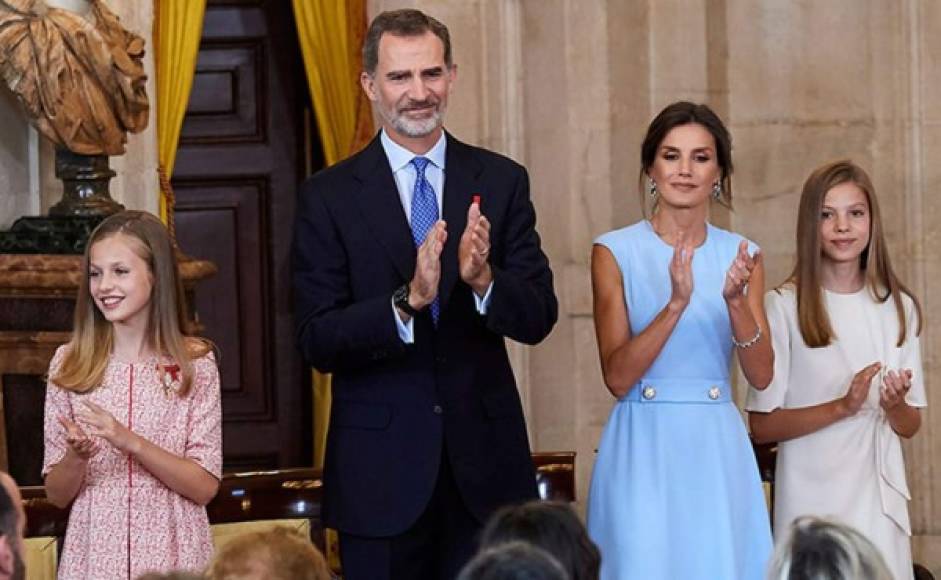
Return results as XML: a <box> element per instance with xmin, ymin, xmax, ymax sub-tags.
<box><xmin>789</xmin><ymin>160</ymin><xmax>921</xmax><ymax>347</ymax></box>
<box><xmin>53</xmin><ymin>211</ymin><xmax>210</xmax><ymax>396</ymax></box>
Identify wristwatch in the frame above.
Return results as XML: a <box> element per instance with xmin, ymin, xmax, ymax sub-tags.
<box><xmin>393</xmin><ymin>284</ymin><xmax>421</xmax><ymax>317</ymax></box>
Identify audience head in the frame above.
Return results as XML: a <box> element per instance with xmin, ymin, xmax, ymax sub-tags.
<box><xmin>639</xmin><ymin>101</ymin><xmax>734</xmax><ymax>212</ymax></box>
<box><xmin>206</xmin><ymin>526</ymin><xmax>330</xmax><ymax>580</ymax></box>
<box><xmin>458</xmin><ymin>541</ymin><xmax>568</xmax><ymax>580</ymax></box>
<box><xmin>0</xmin><ymin>472</ymin><xmax>25</xmax><ymax>580</ymax></box>
<box><xmin>480</xmin><ymin>501</ymin><xmax>599</xmax><ymax>580</ymax></box>
<box><xmin>768</xmin><ymin>516</ymin><xmax>893</xmax><ymax>580</ymax></box>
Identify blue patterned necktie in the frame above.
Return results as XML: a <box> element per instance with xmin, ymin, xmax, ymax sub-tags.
<box><xmin>409</xmin><ymin>156</ymin><xmax>440</xmax><ymax>324</ymax></box>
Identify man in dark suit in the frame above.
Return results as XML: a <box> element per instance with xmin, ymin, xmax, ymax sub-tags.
<box><xmin>293</xmin><ymin>9</ymin><xmax>557</xmax><ymax>580</ymax></box>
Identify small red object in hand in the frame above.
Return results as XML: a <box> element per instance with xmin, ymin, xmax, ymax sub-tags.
<box><xmin>472</xmin><ymin>195</ymin><xmax>481</xmax><ymax>205</ymax></box>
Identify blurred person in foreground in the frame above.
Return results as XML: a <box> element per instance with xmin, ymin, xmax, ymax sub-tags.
<box><xmin>205</xmin><ymin>526</ymin><xmax>331</xmax><ymax>580</ymax></box>
<box><xmin>479</xmin><ymin>501</ymin><xmax>598</xmax><ymax>580</ymax></box>
<box><xmin>768</xmin><ymin>516</ymin><xmax>893</xmax><ymax>580</ymax></box>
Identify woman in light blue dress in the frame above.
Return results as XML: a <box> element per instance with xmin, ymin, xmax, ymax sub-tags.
<box><xmin>586</xmin><ymin>102</ymin><xmax>773</xmax><ymax>579</ymax></box>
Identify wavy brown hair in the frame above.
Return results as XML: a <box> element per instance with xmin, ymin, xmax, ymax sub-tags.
<box><xmin>52</xmin><ymin>211</ymin><xmax>211</xmax><ymax>396</ymax></box>
<box><xmin>789</xmin><ymin>160</ymin><xmax>921</xmax><ymax>347</ymax></box>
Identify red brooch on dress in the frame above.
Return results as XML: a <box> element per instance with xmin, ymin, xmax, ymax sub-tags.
<box><xmin>158</xmin><ymin>363</ymin><xmax>182</xmax><ymax>397</ymax></box>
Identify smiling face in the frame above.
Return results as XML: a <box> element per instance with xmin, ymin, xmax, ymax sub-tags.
<box><xmin>360</xmin><ymin>31</ymin><xmax>456</xmax><ymax>150</ymax></box>
<box><xmin>818</xmin><ymin>181</ymin><xmax>872</xmax><ymax>267</ymax></box>
<box><xmin>88</xmin><ymin>233</ymin><xmax>154</xmax><ymax>332</ymax></box>
<box><xmin>646</xmin><ymin>122</ymin><xmax>722</xmax><ymax>211</ymax></box>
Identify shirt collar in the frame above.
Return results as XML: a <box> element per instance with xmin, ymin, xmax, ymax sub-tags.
<box><xmin>380</xmin><ymin>129</ymin><xmax>447</xmax><ymax>173</ymax></box>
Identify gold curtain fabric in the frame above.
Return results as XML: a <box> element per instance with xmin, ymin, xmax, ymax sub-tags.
<box><xmin>292</xmin><ymin>0</ymin><xmax>373</xmax><ymax>166</ymax></box>
<box><xmin>293</xmin><ymin>0</ymin><xmax>374</xmax><ymax>470</ymax></box>
<box><xmin>154</xmin><ymin>0</ymin><xmax>207</xmax><ymax>224</ymax></box>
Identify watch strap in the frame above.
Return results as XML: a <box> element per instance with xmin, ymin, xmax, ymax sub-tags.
<box><xmin>394</xmin><ymin>284</ymin><xmax>421</xmax><ymax>317</ymax></box>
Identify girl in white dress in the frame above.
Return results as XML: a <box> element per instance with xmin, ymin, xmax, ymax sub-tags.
<box><xmin>747</xmin><ymin>160</ymin><xmax>925</xmax><ymax>580</ymax></box>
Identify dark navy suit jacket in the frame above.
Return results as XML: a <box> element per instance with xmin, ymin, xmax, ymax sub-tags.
<box><xmin>293</xmin><ymin>132</ymin><xmax>557</xmax><ymax>537</ymax></box>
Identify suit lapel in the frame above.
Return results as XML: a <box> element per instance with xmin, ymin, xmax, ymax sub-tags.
<box><xmin>351</xmin><ymin>136</ymin><xmax>416</xmax><ymax>282</ymax></box>
<box><xmin>440</xmin><ymin>134</ymin><xmax>482</xmax><ymax>314</ymax></box>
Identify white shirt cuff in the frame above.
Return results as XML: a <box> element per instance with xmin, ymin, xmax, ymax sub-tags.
<box><xmin>392</xmin><ymin>299</ymin><xmax>415</xmax><ymax>344</ymax></box>
<box><xmin>474</xmin><ymin>281</ymin><xmax>494</xmax><ymax>314</ymax></box>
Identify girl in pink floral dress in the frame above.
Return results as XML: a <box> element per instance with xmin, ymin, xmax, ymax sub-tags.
<box><xmin>43</xmin><ymin>211</ymin><xmax>222</xmax><ymax>579</ymax></box>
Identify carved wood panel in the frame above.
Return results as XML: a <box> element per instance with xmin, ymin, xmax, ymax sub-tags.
<box><xmin>172</xmin><ymin>0</ymin><xmax>317</xmax><ymax>471</ymax></box>
<box><xmin>180</xmin><ymin>40</ymin><xmax>266</xmax><ymax>145</ymax></box>
<box><xmin>173</xmin><ymin>178</ymin><xmax>273</xmax><ymax>421</ymax></box>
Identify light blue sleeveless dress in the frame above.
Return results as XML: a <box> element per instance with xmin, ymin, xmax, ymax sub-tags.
<box><xmin>587</xmin><ymin>221</ymin><xmax>772</xmax><ymax>580</ymax></box>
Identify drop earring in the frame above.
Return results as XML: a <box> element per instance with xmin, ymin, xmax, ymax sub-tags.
<box><xmin>648</xmin><ymin>178</ymin><xmax>658</xmax><ymax>197</ymax></box>
<box><xmin>712</xmin><ymin>181</ymin><xmax>722</xmax><ymax>200</ymax></box>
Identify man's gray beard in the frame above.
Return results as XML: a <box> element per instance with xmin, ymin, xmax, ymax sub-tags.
<box><xmin>384</xmin><ymin>106</ymin><xmax>446</xmax><ymax>138</ymax></box>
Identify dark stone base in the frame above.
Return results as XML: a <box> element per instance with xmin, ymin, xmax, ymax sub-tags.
<box><xmin>0</xmin><ymin>216</ymin><xmax>104</xmax><ymax>255</ymax></box>
<box><xmin>48</xmin><ymin>149</ymin><xmax>123</xmax><ymax>218</ymax></box>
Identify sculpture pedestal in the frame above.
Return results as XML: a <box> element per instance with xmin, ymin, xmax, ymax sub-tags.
<box><xmin>48</xmin><ymin>149</ymin><xmax>123</xmax><ymax>217</ymax></box>
<box><xmin>0</xmin><ymin>253</ymin><xmax>216</xmax><ymax>484</ymax></box>
<box><xmin>0</xmin><ymin>216</ymin><xmax>103</xmax><ymax>254</ymax></box>
<box><xmin>0</xmin><ymin>150</ymin><xmax>128</xmax><ymax>254</ymax></box>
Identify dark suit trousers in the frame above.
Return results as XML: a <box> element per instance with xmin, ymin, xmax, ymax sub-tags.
<box><xmin>338</xmin><ymin>448</ymin><xmax>480</xmax><ymax>580</ymax></box>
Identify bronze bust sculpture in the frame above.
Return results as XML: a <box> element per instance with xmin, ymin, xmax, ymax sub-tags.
<box><xmin>0</xmin><ymin>0</ymin><xmax>149</xmax><ymax>156</ymax></box>
<box><xmin>0</xmin><ymin>0</ymin><xmax>150</xmax><ymax>219</ymax></box>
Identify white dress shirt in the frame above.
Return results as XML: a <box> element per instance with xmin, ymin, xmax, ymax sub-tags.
<box><xmin>380</xmin><ymin>129</ymin><xmax>492</xmax><ymax>342</ymax></box>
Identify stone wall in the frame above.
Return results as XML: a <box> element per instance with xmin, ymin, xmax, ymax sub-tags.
<box><xmin>0</xmin><ymin>91</ymin><xmax>36</xmax><ymax>229</ymax></box>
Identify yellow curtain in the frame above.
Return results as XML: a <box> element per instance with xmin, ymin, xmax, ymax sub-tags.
<box><xmin>293</xmin><ymin>0</ymin><xmax>374</xmax><ymax>472</ymax></box>
<box><xmin>154</xmin><ymin>0</ymin><xmax>207</xmax><ymax>226</ymax></box>
<box><xmin>292</xmin><ymin>0</ymin><xmax>373</xmax><ymax>166</ymax></box>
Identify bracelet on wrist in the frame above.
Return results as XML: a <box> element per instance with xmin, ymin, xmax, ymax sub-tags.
<box><xmin>732</xmin><ymin>326</ymin><xmax>762</xmax><ymax>349</ymax></box>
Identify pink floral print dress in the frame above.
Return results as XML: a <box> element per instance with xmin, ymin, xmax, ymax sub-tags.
<box><xmin>43</xmin><ymin>346</ymin><xmax>222</xmax><ymax>579</ymax></box>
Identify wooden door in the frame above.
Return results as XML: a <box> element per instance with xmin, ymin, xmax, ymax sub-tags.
<box><xmin>172</xmin><ymin>0</ymin><xmax>321</xmax><ymax>471</ymax></box>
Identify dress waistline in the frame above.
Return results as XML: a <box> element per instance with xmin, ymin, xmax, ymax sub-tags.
<box><xmin>624</xmin><ymin>378</ymin><xmax>732</xmax><ymax>404</ymax></box>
